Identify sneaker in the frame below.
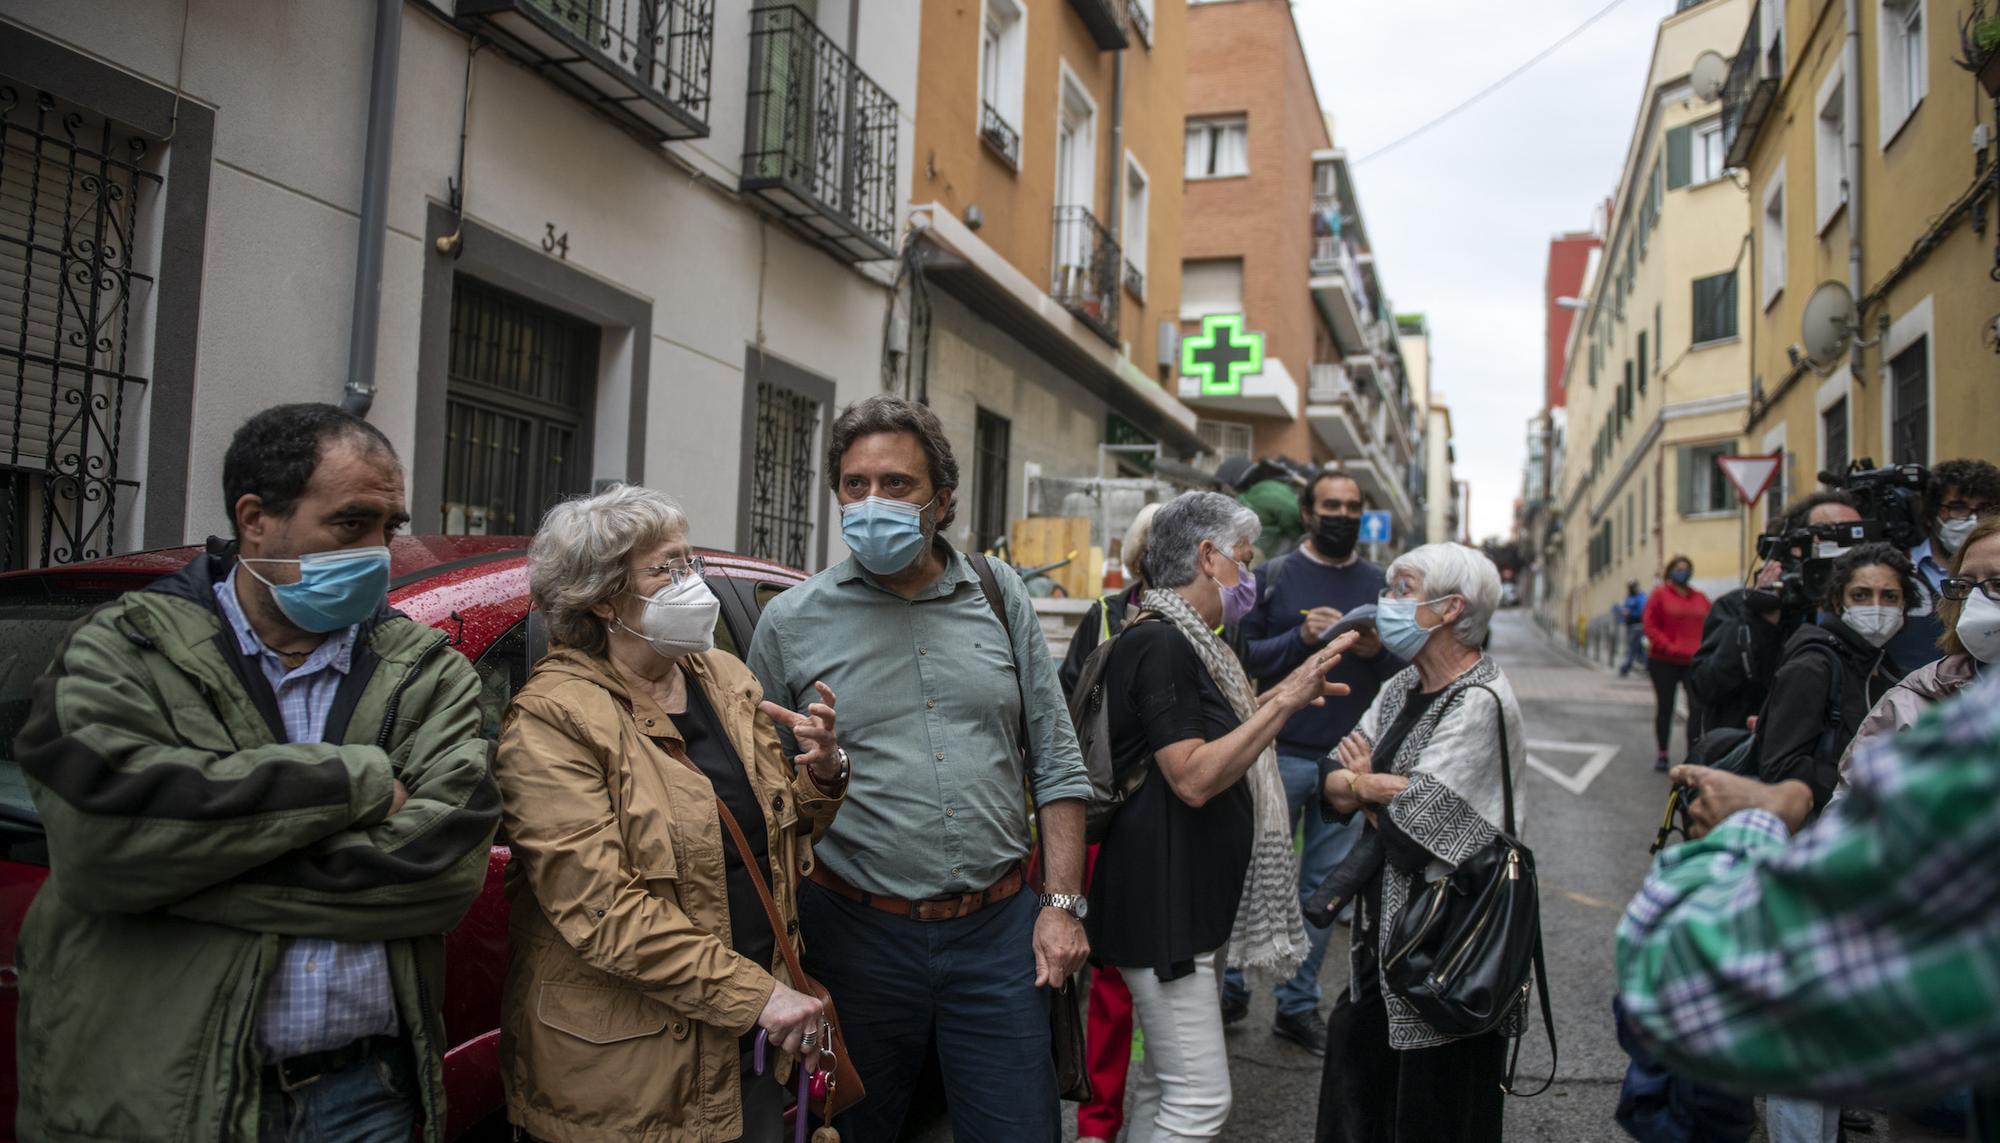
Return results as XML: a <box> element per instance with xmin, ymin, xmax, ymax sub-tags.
<box><xmin>1839</xmin><ymin>1109</ymin><xmax>1875</xmax><ymax>1133</ymax></box>
<box><xmin>1272</xmin><ymin>1009</ymin><xmax>1327</xmax><ymax>1056</ymax></box>
<box><xmin>1654</xmin><ymin>751</ymin><xmax>1670</xmax><ymax>772</ymax></box>
<box><xmin>1220</xmin><ymin>989</ymin><xmax>1249</xmax><ymax>1026</ymax></box>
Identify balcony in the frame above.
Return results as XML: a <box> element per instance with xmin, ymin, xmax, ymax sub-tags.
<box><xmin>1309</xmin><ymin>238</ymin><xmax>1375</xmax><ymax>355</ymax></box>
<box><xmin>1125</xmin><ymin>0</ymin><xmax>1152</xmax><ymax>44</ymax></box>
<box><xmin>1051</xmin><ymin>205</ymin><xmax>1121</xmax><ymax>344</ymax></box>
<box><xmin>741</xmin><ymin>5</ymin><xmax>900</xmax><ymax>262</ymax></box>
<box><xmin>1068</xmin><ymin>0</ymin><xmax>1131</xmax><ymax>50</ymax></box>
<box><xmin>980</xmin><ymin>102</ymin><xmax>1021</xmax><ymax>168</ymax></box>
<box><xmin>458</xmin><ymin>0</ymin><xmax>714</xmax><ymax>141</ymax></box>
<box><xmin>1306</xmin><ymin>362</ymin><xmax>1372</xmax><ymax>458</ymax></box>
<box><xmin>1721</xmin><ymin>5</ymin><xmax>1779</xmax><ymax>169</ymax></box>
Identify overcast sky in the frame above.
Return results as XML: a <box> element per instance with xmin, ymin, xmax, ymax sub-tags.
<box><xmin>1294</xmin><ymin>0</ymin><xmax>1677</xmax><ymax>542</ymax></box>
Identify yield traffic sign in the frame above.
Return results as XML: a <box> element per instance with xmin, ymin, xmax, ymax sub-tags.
<box><xmin>1716</xmin><ymin>453</ymin><xmax>1783</xmax><ymax>506</ymax></box>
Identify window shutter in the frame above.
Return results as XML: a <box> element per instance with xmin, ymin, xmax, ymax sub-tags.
<box><xmin>1676</xmin><ymin>446</ymin><xmax>1696</xmax><ymax>515</ymax></box>
<box><xmin>1667</xmin><ymin>124</ymin><xmax>1693</xmax><ymax>189</ymax></box>
<box><xmin>1638</xmin><ymin>333</ymin><xmax>1649</xmax><ymax>393</ymax></box>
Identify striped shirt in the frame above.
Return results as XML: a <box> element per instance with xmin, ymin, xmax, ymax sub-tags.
<box><xmin>214</xmin><ymin>570</ymin><xmax>399</xmax><ymax>1060</ymax></box>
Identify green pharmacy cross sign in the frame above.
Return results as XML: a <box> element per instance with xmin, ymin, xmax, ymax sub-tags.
<box><xmin>1182</xmin><ymin>313</ymin><xmax>1265</xmax><ymax>397</ymax></box>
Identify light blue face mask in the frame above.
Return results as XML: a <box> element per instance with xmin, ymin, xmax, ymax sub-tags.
<box><xmin>1376</xmin><ymin>594</ymin><xmax>1454</xmax><ymax>660</ymax></box>
<box><xmin>240</xmin><ymin>546</ymin><xmax>392</xmax><ymax>633</ymax></box>
<box><xmin>840</xmin><ymin>495</ymin><xmax>934</xmax><ymax>575</ymax></box>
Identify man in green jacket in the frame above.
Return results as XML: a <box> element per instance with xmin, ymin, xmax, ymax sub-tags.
<box><xmin>15</xmin><ymin>404</ymin><xmax>500</xmax><ymax>1143</ymax></box>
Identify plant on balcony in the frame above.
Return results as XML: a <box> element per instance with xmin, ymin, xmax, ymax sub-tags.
<box><xmin>1959</xmin><ymin>2</ymin><xmax>2000</xmax><ymax>96</ymax></box>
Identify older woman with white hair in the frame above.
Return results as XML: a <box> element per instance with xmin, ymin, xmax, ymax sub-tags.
<box><xmin>1313</xmin><ymin>542</ymin><xmax>1527</xmax><ymax>1143</ymax></box>
<box><xmin>1085</xmin><ymin>490</ymin><xmax>1354</xmax><ymax>1141</ymax></box>
<box><xmin>495</xmin><ymin>485</ymin><xmax>847</xmax><ymax>1143</ymax></box>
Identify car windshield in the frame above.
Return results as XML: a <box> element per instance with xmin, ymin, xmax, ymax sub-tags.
<box><xmin>0</xmin><ymin>591</ymin><xmax>111</xmax><ymax>829</ymax></box>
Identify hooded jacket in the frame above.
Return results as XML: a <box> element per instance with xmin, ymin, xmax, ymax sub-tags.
<box><xmin>15</xmin><ymin>549</ymin><xmax>500</xmax><ymax>1142</ymax></box>
<box><xmin>1834</xmin><ymin>654</ymin><xmax>1982</xmax><ymax>789</ymax></box>
<box><xmin>1753</xmin><ymin>618</ymin><xmax>1904</xmax><ymax>812</ymax></box>
<box><xmin>494</xmin><ymin>646</ymin><xmax>843</xmax><ymax>1143</ymax></box>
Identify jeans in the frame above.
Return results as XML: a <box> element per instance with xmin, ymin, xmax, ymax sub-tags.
<box><xmin>1123</xmin><ymin>951</ymin><xmax>1230</xmax><ymax>1141</ymax></box>
<box><xmin>1763</xmin><ymin>1096</ymin><xmax>1840</xmax><ymax>1143</ymax></box>
<box><xmin>1646</xmin><ymin>658</ymin><xmax>1698</xmax><ymax>758</ymax></box>
<box><xmin>1621</xmin><ymin>624</ymin><xmax>1645</xmax><ymax>673</ymax></box>
<box><xmin>256</xmin><ymin>1037</ymin><xmax>417</xmax><ymax>1143</ymax></box>
<box><xmin>1223</xmin><ymin>751</ymin><xmax>1359</xmax><ymax>1017</ymax></box>
<box><xmin>797</xmin><ymin>879</ymin><xmax>1057</xmax><ymax>1143</ymax></box>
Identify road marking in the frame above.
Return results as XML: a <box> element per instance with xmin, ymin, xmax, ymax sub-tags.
<box><xmin>1525</xmin><ymin>740</ymin><xmax>1618</xmax><ymax>797</ymax></box>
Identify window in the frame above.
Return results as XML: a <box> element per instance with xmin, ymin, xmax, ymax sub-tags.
<box><xmin>1627</xmin><ymin>493</ymin><xmax>1636</xmax><ymax>557</ymax></box>
<box><xmin>979</xmin><ymin>0</ymin><xmax>1025</xmax><ymax>145</ymax></box>
<box><xmin>1184</xmin><ymin>116</ymin><xmax>1247</xmax><ymax>179</ymax></box>
<box><xmin>1654</xmin><ymin>303</ymin><xmax>1663</xmax><ymax>374</ymax></box>
<box><xmin>972</xmin><ymin>408</ymin><xmax>1012</xmax><ymax>552</ymax></box>
<box><xmin>1890</xmin><ymin>336</ymin><xmax>1929</xmax><ymax>465</ymax></box>
<box><xmin>1668</xmin><ymin>118</ymin><xmax>1726</xmax><ymax>188</ymax></box>
<box><xmin>1822</xmin><ymin>396</ymin><xmax>1849</xmax><ymax>477</ymax></box>
<box><xmin>1197</xmin><ymin>417</ymin><xmax>1253</xmax><ymax>462</ymax></box>
<box><xmin>443</xmin><ymin>278</ymin><xmax>596</xmax><ymax>536</ymax></box>
<box><xmin>1815</xmin><ymin>67</ymin><xmax>1847</xmax><ymax>232</ymax></box>
<box><xmin>1678</xmin><ymin>443</ymin><xmax>1735</xmax><ymax>516</ymax></box>
<box><xmin>1123</xmin><ymin>154</ymin><xmax>1149</xmax><ymax>283</ymax></box>
<box><xmin>1637</xmin><ymin>332</ymin><xmax>1649</xmax><ymax>395</ymax></box>
<box><xmin>1762</xmin><ymin>0</ymin><xmax>1787</xmax><ymax>79</ymax></box>
<box><xmin>1623</xmin><ymin>360</ymin><xmax>1634</xmax><ymax>424</ymax></box>
<box><xmin>743</xmin><ymin>375</ymin><xmax>828</xmax><ymax>570</ymax></box>
<box><xmin>1055</xmin><ymin>68</ymin><xmax>1096</xmax><ymax>210</ymax></box>
<box><xmin>1180</xmin><ymin>258</ymin><xmax>1243</xmax><ymax>320</ymax></box>
<box><xmin>1691</xmin><ymin>270</ymin><xmax>1739</xmax><ymax>345</ymax></box>
<box><xmin>1879</xmin><ymin>0</ymin><xmax>1927</xmax><ymax>143</ymax></box>
<box><xmin>1761</xmin><ymin>164</ymin><xmax>1787</xmax><ymax>307</ymax></box>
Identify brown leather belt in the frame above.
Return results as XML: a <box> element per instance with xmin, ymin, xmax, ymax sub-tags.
<box><xmin>808</xmin><ymin>862</ymin><xmax>1025</xmax><ymax>922</ymax></box>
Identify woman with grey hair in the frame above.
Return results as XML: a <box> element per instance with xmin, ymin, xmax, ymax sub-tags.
<box><xmin>1086</xmin><ymin>490</ymin><xmax>1353</xmax><ymax>1140</ymax></box>
<box><xmin>1313</xmin><ymin>541</ymin><xmax>1526</xmax><ymax>1142</ymax></box>
<box><xmin>494</xmin><ymin>484</ymin><xmax>847</xmax><ymax>1143</ymax></box>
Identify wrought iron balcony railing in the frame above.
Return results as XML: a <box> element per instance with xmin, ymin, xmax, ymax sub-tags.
<box><xmin>1068</xmin><ymin>0</ymin><xmax>1131</xmax><ymax>50</ymax></box>
<box><xmin>1721</xmin><ymin>5</ymin><xmax>1779</xmax><ymax>168</ymax></box>
<box><xmin>1125</xmin><ymin>0</ymin><xmax>1152</xmax><ymax>44</ymax></box>
<box><xmin>980</xmin><ymin>102</ymin><xmax>1021</xmax><ymax>168</ymax></box>
<box><xmin>458</xmin><ymin>0</ymin><xmax>713</xmax><ymax>141</ymax></box>
<box><xmin>742</xmin><ymin>5</ymin><xmax>900</xmax><ymax>262</ymax></box>
<box><xmin>1051</xmin><ymin>205</ymin><xmax>1121</xmax><ymax>344</ymax></box>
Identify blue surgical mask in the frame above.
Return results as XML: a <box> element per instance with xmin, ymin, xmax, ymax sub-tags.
<box><xmin>240</xmin><ymin>546</ymin><xmax>392</xmax><ymax>633</ymax></box>
<box><xmin>841</xmin><ymin>495</ymin><xmax>933</xmax><ymax>575</ymax></box>
<box><xmin>1669</xmin><ymin>568</ymin><xmax>1692</xmax><ymax>587</ymax></box>
<box><xmin>1376</xmin><ymin>595</ymin><xmax>1451</xmax><ymax>660</ymax></box>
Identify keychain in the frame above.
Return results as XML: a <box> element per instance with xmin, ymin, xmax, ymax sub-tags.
<box><xmin>754</xmin><ymin>1028</ymin><xmax>841</xmax><ymax>1143</ymax></box>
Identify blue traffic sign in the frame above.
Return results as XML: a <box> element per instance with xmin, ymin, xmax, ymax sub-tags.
<box><xmin>1359</xmin><ymin>510</ymin><xmax>1393</xmax><ymax>545</ymax></box>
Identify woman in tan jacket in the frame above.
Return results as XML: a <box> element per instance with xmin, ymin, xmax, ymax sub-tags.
<box><xmin>497</xmin><ymin>484</ymin><xmax>847</xmax><ymax>1142</ymax></box>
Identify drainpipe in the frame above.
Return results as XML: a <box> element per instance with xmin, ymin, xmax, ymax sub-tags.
<box><xmin>342</xmin><ymin>0</ymin><xmax>402</xmax><ymax>418</ymax></box>
<box><xmin>1842</xmin><ymin>0</ymin><xmax>1865</xmax><ymax>380</ymax></box>
<box><xmin>1106</xmin><ymin>52</ymin><xmax>1124</xmax><ymax>265</ymax></box>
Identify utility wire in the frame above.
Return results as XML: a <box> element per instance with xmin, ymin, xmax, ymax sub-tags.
<box><xmin>1355</xmin><ymin>0</ymin><xmax>1641</xmax><ymax>165</ymax></box>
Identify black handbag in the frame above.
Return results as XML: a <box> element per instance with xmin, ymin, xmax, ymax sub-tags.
<box><xmin>1380</xmin><ymin>684</ymin><xmax>1557</xmax><ymax>1096</ymax></box>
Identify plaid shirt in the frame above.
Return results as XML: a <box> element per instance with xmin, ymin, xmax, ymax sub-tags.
<box><xmin>215</xmin><ymin>572</ymin><xmax>399</xmax><ymax>1060</ymax></box>
<box><xmin>1617</xmin><ymin>665</ymin><xmax>2000</xmax><ymax>1102</ymax></box>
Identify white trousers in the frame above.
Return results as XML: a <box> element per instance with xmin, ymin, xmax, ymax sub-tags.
<box><xmin>1122</xmin><ymin>950</ymin><xmax>1231</xmax><ymax>1142</ymax></box>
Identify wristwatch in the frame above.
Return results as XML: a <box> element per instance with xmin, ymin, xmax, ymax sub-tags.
<box><xmin>1038</xmin><ymin>892</ymin><xmax>1089</xmax><ymax>921</ymax></box>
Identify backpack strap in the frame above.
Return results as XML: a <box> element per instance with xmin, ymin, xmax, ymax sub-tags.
<box><xmin>968</xmin><ymin>552</ymin><xmax>1035</xmax><ymax>772</ymax></box>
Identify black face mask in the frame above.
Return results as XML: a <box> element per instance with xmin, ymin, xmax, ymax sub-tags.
<box><xmin>1313</xmin><ymin>513</ymin><xmax>1360</xmax><ymax>560</ymax></box>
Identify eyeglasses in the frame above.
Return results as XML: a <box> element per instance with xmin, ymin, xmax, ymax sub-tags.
<box><xmin>1941</xmin><ymin>501</ymin><xmax>1988</xmax><ymax>522</ymax></box>
<box><xmin>636</xmin><ymin>556</ymin><xmax>706</xmax><ymax>584</ymax></box>
<box><xmin>1940</xmin><ymin>575</ymin><xmax>2000</xmax><ymax>602</ymax></box>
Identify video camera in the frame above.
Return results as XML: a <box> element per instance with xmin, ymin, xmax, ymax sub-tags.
<box><xmin>1755</xmin><ymin>518</ymin><xmax>1881</xmax><ymax>610</ymax></box>
<box><xmin>1819</xmin><ymin>460</ymin><xmax>1929</xmax><ymax>551</ymax></box>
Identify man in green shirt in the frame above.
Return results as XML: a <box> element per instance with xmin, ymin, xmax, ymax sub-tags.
<box><xmin>747</xmin><ymin>395</ymin><xmax>1091</xmax><ymax>1142</ymax></box>
<box><xmin>1617</xmin><ymin>666</ymin><xmax>2000</xmax><ymax>1112</ymax></box>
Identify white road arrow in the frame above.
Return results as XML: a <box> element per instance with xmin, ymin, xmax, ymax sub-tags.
<box><xmin>1524</xmin><ymin>740</ymin><xmax>1619</xmax><ymax>797</ymax></box>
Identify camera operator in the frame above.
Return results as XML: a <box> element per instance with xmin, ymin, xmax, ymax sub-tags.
<box><xmin>1688</xmin><ymin>492</ymin><xmax>1859</xmax><ymax>737</ymax></box>
<box><xmin>1883</xmin><ymin>459</ymin><xmax>2000</xmax><ymax>671</ymax></box>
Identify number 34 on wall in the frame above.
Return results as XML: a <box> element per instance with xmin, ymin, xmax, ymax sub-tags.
<box><xmin>542</xmin><ymin>222</ymin><xmax>570</xmax><ymax>260</ymax></box>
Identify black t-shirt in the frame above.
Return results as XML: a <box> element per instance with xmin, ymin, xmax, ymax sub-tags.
<box><xmin>673</xmin><ymin>669</ymin><xmax>776</xmax><ymax>993</ymax></box>
<box><xmin>1085</xmin><ymin>619</ymin><xmax>1253</xmax><ymax>981</ymax></box>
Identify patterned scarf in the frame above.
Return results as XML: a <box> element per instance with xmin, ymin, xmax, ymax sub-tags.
<box><xmin>1142</xmin><ymin>587</ymin><xmax>1308</xmax><ymax>974</ymax></box>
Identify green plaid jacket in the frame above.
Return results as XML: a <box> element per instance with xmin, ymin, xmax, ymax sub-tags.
<box><xmin>1616</xmin><ymin>666</ymin><xmax>2000</xmax><ymax>1101</ymax></box>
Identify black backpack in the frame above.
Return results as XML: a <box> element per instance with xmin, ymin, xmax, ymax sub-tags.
<box><xmin>966</xmin><ymin>553</ymin><xmax>1149</xmax><ymax>843</ymax></box>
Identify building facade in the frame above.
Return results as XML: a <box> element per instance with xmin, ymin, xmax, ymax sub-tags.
<box><xmin>1554</xmin><ymin>0</ymin><xmax>1756</xmax><ymax>642</ymax></box>
<box><xmin>904</xmin><ymin>0</ymin><xmax>1205</xmax><ymax>557</ymax></box>
<box><xmin>0</xmin><ymin>0</ymin><xmax>922</xmax><ymax>573</ymax></box>
<box><xmin>1177</xmin><ymin>0</ymin><xmax>1421</xmax><ymax>540</ymax></box>
<box><xmin>1522</xmin><ymin>225</ymin><xmax>1602</xmax><ymax>616</ymax></box>
<box><xmin>1723</xmin><ymin>0</ymin><xmax>2000</xmax><ymax>540</ymax></box>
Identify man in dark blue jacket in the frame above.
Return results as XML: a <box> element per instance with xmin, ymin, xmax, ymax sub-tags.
<box><xmin>1219</xmin><ymin>467</ymin><xmax>1400</xmax><ymax>1054</ymax></box>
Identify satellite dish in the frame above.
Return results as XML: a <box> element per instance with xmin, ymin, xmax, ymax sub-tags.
<box><xmin>1801</xmin><ymin>281</ymin><xmax>1860</xmax><ymax>368</ymax></box>
<box><xmin>1690</xmin><ymin>51</ymin><xmax>1730</xmax><ymax>102</ymax></box>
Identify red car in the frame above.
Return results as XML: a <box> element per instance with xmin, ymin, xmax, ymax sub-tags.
<box><xmin>0</xmin><ymin>536</ymin><xmax>807</xmax><ymax>1142</ymax></box>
